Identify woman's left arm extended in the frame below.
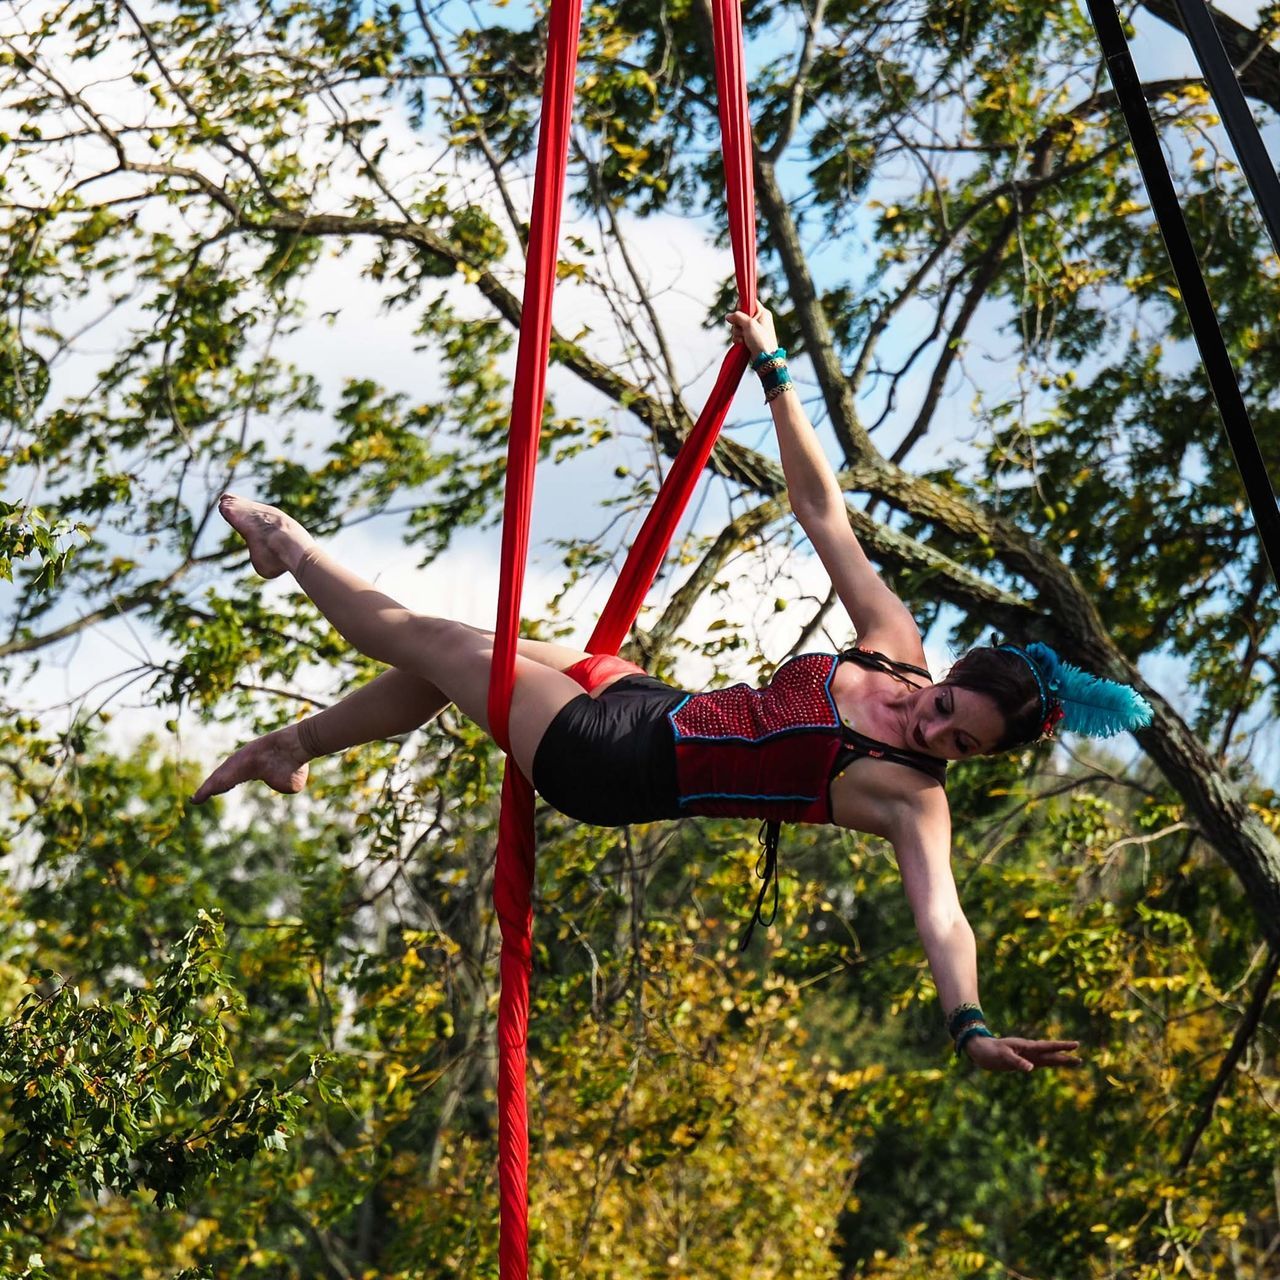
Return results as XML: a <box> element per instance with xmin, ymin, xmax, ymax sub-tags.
<box><xmin>886</xmin><ymin>784</ymin><xmax>1081</xmax><ymax>1073</ymax></box>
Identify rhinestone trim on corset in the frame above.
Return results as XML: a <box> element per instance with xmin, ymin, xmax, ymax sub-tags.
<box><xmin>668</xmin><ymin>653</ymin><xmax>843</xmax><ymax>823</ymax></box>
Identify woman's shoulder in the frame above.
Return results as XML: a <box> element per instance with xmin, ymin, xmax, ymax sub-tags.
<box><xmin>830</xmin><ymin>756</ymin><xmax>948</xmax><ymax>837</ymax></box>
<box><xmin>848</xmin><ymin>627</ymin><xmax>930</xmax><ymax>675</ymax></box>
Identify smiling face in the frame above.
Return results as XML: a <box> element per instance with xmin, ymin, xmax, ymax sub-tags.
<box><xmin>907</xmin><ymin>682</ymin><xmax>1008</xmax><ymax>759</ymax></box>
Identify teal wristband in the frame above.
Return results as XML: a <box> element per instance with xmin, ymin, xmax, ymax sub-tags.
<box><xmin>955</xmin><ymin>1024</ymin><xmax>995</xmax><ymax>1057</ymax></box>
<box><xmin>751</xmin><ymin>346</ymin><xmax>786</xmax><ymax>371</ymax></box>
<box><xmin>946</xmin><ymin>1004</ymin><xmax>986</xmax><ymax>1038</ymax></box>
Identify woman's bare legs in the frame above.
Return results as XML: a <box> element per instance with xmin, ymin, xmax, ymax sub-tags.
<box><xmin>288</xmin><ymin>634</ymin><xmax>601</xmax><ymax>761</ymax></box>
<box><xmin>192</xmin><ymin>495</ymin><xmax>597</xmax><ymax>802</ymax></box>
<box><xmin>192</xmin><ymin>669</ymin><xmax>446</xmax><ymax>803</ymax></box>
<box><xmin>194</xmin><ymin>633</ymin><xmax>599</xmax><ymax>804</ymax></box>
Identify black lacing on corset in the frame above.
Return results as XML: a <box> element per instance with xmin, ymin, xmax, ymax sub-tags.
<box><xmin>739</xmin><ymin>819</ymin><xmax>781</xmax><ymax>952</ymax></box>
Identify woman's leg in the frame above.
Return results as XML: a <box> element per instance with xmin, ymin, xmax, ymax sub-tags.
<box><xmin>206</xmin><ymin>494</ymin><xmax>587</xmax><ymax>778</ymax></box>
<box><xmin>287</xmin><ymin>637</ymin><xmax>613</xmax><ymax>758</ymax></box>
<box><xmin>192</xmin><ymin>668</ymin><xmax>446</xmax><ymax>803</ymax></box>
<box><xmin>193</xmin><ymin>637</ymin><xmax>633</xmax><ymax>803</ymax></box>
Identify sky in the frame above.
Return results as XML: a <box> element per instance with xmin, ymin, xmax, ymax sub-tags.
<box><xmin>4</xmin><ymin>0</ymin><xmax>1279</xmax><ymax>781</ymax></box>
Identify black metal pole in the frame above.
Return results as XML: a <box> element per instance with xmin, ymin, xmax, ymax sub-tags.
<box><xmin>1083</xmin><ymin>0</ymin><xmax>1280</xmax><ymax>586</ymax></box>
<box><xmin>1171</xmin><ymin>0</ymin><xmax>1280</xmax><ymax>260</ymax></box>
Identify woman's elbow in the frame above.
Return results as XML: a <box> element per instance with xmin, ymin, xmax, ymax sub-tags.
<box><xmin>788</xmin><ymin>493</ymin><xmax>826</xmax><ymax>527</ymax></box>
<box><xmin>914</xmin><ymin>909</ymin><xmax>973</xmax><ymax>949</ymax></box>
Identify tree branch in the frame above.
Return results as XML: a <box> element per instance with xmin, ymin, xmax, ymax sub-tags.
<box><xmin>415</xmin><ymin>0</ymin><xmax>528</xmax><ymax>250</ymax></box>
<box><xmin>1175</xmin><ymin>944</ymin><xmax>1280</xmax><ymax>1174</ymax></box>
<box><xmin>889</xmin><ymin>209</ymin><xmax>1018</xmax><ymax>465</ymax></box>
<box><xmin>1139</xmin><ymin>0</ymin><xmax>1280</xmax><ymax>117</ymax></box>
<box><xmin>627</xmin><ymin>496</ymin><xmax>789</xmax><ymax>666</ymax></box>
<box><xmin>764</xmin><ymin>0</ymin><xmax>829</xmax><ymax>162</ymax></box>
<box><xmin>782</xmin><ymin>584</ymin><xmax>838</xmax><ymax>660</ymax></box>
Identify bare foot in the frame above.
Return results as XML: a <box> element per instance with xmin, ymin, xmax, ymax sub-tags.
<box><xmin>218</xmin><ymin>493</ymin><xmax>314</xmax><ymax>579</ymax></box>
<box><xmin>192</xmin><ymin>724</ymin><xmax>311</xmax><ymax>804</ymax></box>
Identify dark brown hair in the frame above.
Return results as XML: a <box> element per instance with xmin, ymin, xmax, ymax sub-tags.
<box><xmin>944</xmin><ymin>646</ymin><xmax>1046</xmax><ymax>751</ymax></box>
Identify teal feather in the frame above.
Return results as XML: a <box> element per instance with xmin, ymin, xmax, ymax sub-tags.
<box><xmin>1025</xmin><ymin>642</ymin><xmax>1153</xmax><ymax>738</ymax></box>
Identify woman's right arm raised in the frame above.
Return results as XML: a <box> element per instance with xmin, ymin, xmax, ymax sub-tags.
<box><xmin>726</xmin><ymin>306</ymin><xmax>921</xmax><ymax>653</ymax></box>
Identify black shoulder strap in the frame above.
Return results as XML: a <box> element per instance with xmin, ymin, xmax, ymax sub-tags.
<box><xmin>835</xmin><ymin>726</ymin><xmax>947</xmax><ymax>785</ymax></box>
<box><xmin>841</xmin><ymin>645</ymin><xmax>933</xmax><ymax>688</ymax></box>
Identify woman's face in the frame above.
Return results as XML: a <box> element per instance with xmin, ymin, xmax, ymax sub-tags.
<box><xmin>908</xmin><ymin>682</ymin><xmax>1007</xmax><ymax>759</ymax></box>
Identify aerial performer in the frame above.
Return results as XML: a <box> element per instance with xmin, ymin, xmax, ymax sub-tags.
<box><xmin>193</xmin><ymin>303</ymin><xmax>1151</xmax><ymax>1071</ymax></box>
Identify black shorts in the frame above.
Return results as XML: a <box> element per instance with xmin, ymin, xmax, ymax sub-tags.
<box><xmin>531</xmin><ymin>675</ymin><xmax>687</xmax><ymax>826</ymax></box>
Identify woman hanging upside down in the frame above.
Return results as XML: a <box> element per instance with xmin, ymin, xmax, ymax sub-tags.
<box><xmin>194</xmin><ymin>305</ymin><xmax>1151</xmax><ymax>1073</ymax></box>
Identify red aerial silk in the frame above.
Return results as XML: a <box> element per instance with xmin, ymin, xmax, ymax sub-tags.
<box><xmin>486</xmin><ymin>1</ymin><xmax>757</xmax><ymax>1274</ymax></box>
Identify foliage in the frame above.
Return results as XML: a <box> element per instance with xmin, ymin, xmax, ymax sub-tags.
<box><xmin>2</xmin><ymin>0</ymin><xmax>1280</xmax><ymax>1275</ymax></box>
<box><xmin>0</xmin><ymin>911</ymin><xmax>306</xmax><ymax>1224</ymax></box>
<box><xmin>0</xmin><ymin>502</ymin><xmax>87</xmax><ymax>593</ymax></box>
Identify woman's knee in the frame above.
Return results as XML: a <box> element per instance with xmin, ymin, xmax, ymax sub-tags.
<box><xmin>396</xmin><ymin>615</ymin><xmax>480</xmax><ymax>670</ymax></box>
<box><xmin>352</xmin><ymin>613</ymin><xmax>470</xmax><ymax>675</ymax></box>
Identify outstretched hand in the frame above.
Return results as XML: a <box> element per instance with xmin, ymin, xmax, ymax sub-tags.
<box><xmin>964</xmin><ymin>1035</ymin><xmax>1081</xmax><ymax>1073</ymax></box>
<box><xmin>726</xmin><ymin>303</ymin><xmax>778</xmax><ymax>359</ymax></box>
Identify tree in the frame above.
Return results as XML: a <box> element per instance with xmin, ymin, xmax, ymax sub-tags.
<box><xmin>3</xmin><ymin>0</ymin><xmax>1280</xmax><ymax>1274</ymax></box>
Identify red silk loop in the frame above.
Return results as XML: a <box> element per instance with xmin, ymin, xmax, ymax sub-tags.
<box><xmin>487</xmin><ymin>0</ymin><xmax>757</xmax><ymax>1275</ymax></box>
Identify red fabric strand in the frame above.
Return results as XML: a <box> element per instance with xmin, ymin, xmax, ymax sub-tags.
<box><xmin>488</xmin><ymin>0</ymin><xmax>585</xmax><ymax>757</ymax></box>
<box><xmin>586</xmin><ymin>345</ymin><xmax>750</xmax><ymax>656</ymax></box>
<box><xmin>493</xmin><ymin>765</ymin><xmax>535</xmax><ymax>1278</ymax></box>
<box><xmin>711</xmin><ymin>0</ymin><xmax>756</xmax><ymax>312</ymax></box>
<box><xmin>488</xmin><ymin>2</ymin><xmax>756</xmax><ymax>1277</ymax></box>
<box><xmin>488</xmin><ymin>0</ymin><xmax>583</xmax><ymax>1275</ymax></box>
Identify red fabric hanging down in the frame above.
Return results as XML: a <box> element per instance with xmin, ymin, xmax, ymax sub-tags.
<box><xmin>487</xmin><ymin>2</ymin><xmax>757</xmax><ymax>1277</ymax></box>
<box><xmin>486</xmin><ymin>0</ymin><xmax>583</xmax><ymax>1275</ymax></box>
<box><xmin>711</xmin><ymin>0</ymin><xmax>756</xmax><ymax>312</ymax></box>
<box><xmin>487</xmin><ymin>0</ymin><xmax>584</xmax><ymax>756</ymax></box>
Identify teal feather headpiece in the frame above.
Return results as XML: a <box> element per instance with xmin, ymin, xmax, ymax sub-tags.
<box><xmin>999</xmin><ymin>642</ymin><xmax>1153</xmax><ymax>739</ymax></box>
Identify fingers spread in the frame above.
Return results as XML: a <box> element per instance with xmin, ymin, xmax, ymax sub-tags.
<box><xmin>1003</xmin><ymin>1038</ymin><xmax>1083</xmax><ymax>1070</ymax></box>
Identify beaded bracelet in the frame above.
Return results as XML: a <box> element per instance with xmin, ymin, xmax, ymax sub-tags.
<box><xmin>759</xmin><ymin>361</ymin><xmax>793</xmax><ymax>402</ymax></box>
<box><xmin>946</xmin><ymin>1002</ymin><xmax>986</xmax><ymax>1039</ymax></box>
<box><xmin>955</xmin><ymin>1024</ymin><xmax>996</xmax><ymax>1057</ymax></box>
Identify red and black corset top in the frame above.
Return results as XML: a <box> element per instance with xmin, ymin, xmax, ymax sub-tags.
<box><xmin>667</xmin><ymin>650</ymin><xmax>946</xmax><ymax>824</ymax></box>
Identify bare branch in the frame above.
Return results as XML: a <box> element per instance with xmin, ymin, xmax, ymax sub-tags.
<box><xmin>578</xmin><ymin>145</ymin><xmax>686</xmax><ymax>418</ymax></box>
<box><xmin>118</xmin><ymin>0</ymin><xmax>284</xmax><ymax>208</ymax></box>
<box><xmin>415</xmin><ymin>0</ymin><xmax>528</xmax><ymax>249</ymax></box>
<box><xmin>764</xmin><ymin>0</ymin><xmax>829</xmax><ymax>162</ymax></box>
<box><xmin>0</xmin><ymin>559</ymin><xmax>207</xmax><ymax>659</ymax></box>
<box><xmin>627</xmin><ymin>496</ymin><xmax>789</xmax><ymax>665</ymax></box>
<box><xmin>1176</xmin><ymin>945</ymin><xmax>1280</xmax><ymax>1174</ymax></box>
<box><xmin>781</xmin><ymin>584</ymin><xmax>838</xmax><ymax>660</ymax></box>
<box><xmin>889</xmin><ymin>209</ymin><xmax>1018</xmax><ymax>465</ymax></box>
<box><xmin>848</xmin><ymin>87</ymin><xmax>1191</xmax><ymax>398</ymax></box>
